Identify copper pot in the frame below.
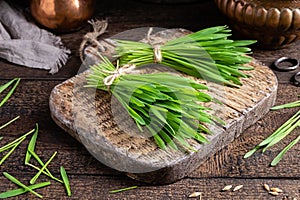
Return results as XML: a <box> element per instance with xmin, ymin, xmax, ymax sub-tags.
<box><xmin>30</xmin><ymin>0</ymin><xmax>96</xmax><ymax>32</ymax></box>
<box><xmin>215</xmin><ymin>0</ymin><xmax>300</xmax><ymax>49</ymax></box>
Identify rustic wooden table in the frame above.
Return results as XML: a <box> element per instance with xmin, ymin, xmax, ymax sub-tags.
<box><xmin>0</xmin><ymin>0</ymin><xmax>300</xmax><ymax>199</ymax></box>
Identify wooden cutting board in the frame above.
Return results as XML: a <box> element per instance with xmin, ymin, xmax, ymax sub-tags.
<box><xmin>49</xmin><ymin>28</ymin><xmax>278</xmax><ymax>184</ymax></box>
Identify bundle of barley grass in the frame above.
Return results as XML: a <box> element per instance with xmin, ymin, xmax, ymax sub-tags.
<box><xmin>114</xmin><ymin>26</ymin><xmax>255</xmax><ymax>86</ymax></box>
<box><xmin>85</xmin><ymin>55</ymin><xmax>222</xmax><ymax>150</ymax></box>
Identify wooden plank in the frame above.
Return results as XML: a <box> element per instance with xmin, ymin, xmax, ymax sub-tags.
<box><xmin>49</xmin><ymin>28</ymin><xmax>277</xmax><ymax>184</ymax></box>
<box><xmin>0</xmin><ymin>175</ymin><xmax>299</xmax><ymax>199</ymax></box>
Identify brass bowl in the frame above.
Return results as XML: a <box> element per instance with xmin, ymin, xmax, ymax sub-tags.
<box><xmin>30</xmin><ymin>0</ymin><xmax>96</xmax><ymax>32</ymax></box>
<box><xmin>215</xmin><ymin>0</ymin><xmax>300</xmax><ymax>49</ymax></box>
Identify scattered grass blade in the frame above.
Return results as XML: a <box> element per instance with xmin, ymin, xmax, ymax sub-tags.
<box><xmin>25</xmin><ymin>124</ymin><xmax>39</xmax><ymax>164</ymax></box>
<box><xmin>29</xmin><ymin>151</ymin><xmax>57</xmax><ymax>184</ymax></box>
<box><xmin>244</xmin><ymin>146</ymin><xmax>260</xmax><ymax>159</ymax></box>
<box><xmin>271</xmin><ymin>100</ymin><xmax>300</xmax><ymax>110</ymax></box>
<box><xmin>26</xmin><ymin>163</ymin><xmax>63</xmax><ymax>184</ymax></box>
<box><xmin>109</xmin><ymin>186</ymin><xmax>138</xmax><ymax>194</ymax></box>
<box><xmin>0</xmin><ymin>137</ymin><xmax>25</xmax><ymax>165</ymax></box>
<box><xmin>60</xmin><ymin>166</ymin><xmax>71</xmax><ymax>196</ymax></box>
<box><xmin>0</xmin><ymin>181</ymin><xmax>50</xmax><ymax>199</ymax></box>
<box><xmin>245</xmin><ymin>97</ymin><xmax>300</xmax><ymax>166</ymax></box>
<box><xmin>27</xmin><ymin>148</ymin><xmax>59</xmax><ymax>182</ymax></box>
<box><xmin>0</xmin><ymin>128</ymin><xmax>35</xmax><ymax>153</ymax></box>
<box><xmin>0</xmin><ymin>116</ymin><xmax>20</xmax><ymax>130</ymax></box>
<box><xmin>271</xmin><ymin>135</ymin><xmax>300</xmax><ymax>166</ymax></box>
<box><xmin>0</xmin><ymin>78</ymin><xmax>20</xmax><ymax>108</ymax></box>
<box><xmin>0</xmin><ymin>79</ymin><xmax>16</xmax><ymax>94</ymax></box>
<box><xmin>3</xmin><ymin>172</ymin><xmax>43</xmax><ymax>199</ymax></box>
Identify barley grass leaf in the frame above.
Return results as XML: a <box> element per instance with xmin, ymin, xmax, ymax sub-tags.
<box><xmin>271</xmin><ymin>100</ymin><xmax>300</xmax><ymax>110</ymax></box>
<box><xmin>245</xmin><ymin>98</ymin><xmax>300</xmax><ymax>166</ymax></box>
<box><xmin>3</xmin><ymin>172</ymin><xmax>43</xmax><ymax>199</ymax></box>
<box><xmin>0</xmin><ymin>116</ymin><xmax>20</xmax><ymax>130</ymax></box>
<box><xmin>109</xmin><ymin>186</ymin><xmax>138</xmax><ymax>194</ymax></box>
<box><xmin>0</xmin><ymin>182</ymin><xmax>50</xmax><ymax>199</ymax></box>
<box><xmin>0</xmin><ymin>78</ymin><xmax>20</xmax><ymax>108</ymax></box>
<box><xmin>60</xmin><ymin>166</ymin><xmax>72</xmax><ymax>196</ymax></box>
<box><xmin>0</xmin><ymin>128</ymin><xmax>35</xmax><ymax>153</ymax></box>
<box><xmin>25</xmin><ymin>123</ymin><xmax>39</xmax><ymax>164</ymax></box>
<box><xmin>271</xmin><ymin>135</ymin><xmax>300</xmax><ymax>166</ymax></box>
<box><xmin>0</xmin><ymin>137</ymin><xmax>25</xmax><ymax>165</ymax></box>
<box><xmin>27</xmin><ymin>148</ymin><xmax>57</xmax><ymax>181</ymax></box>
<box><xmin>29</xmin><ymin>151</ymin><xmax>57</xmax><ymax>184</ymax></box>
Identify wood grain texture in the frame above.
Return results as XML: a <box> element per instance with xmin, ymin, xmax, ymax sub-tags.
<box><xmin>0</xmin><ymin>175</ymin><xmax>299</xmax><ymax>200</ymax></box>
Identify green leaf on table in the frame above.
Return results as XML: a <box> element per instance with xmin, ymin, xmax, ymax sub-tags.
<box><xmin>60</xmin><ymin>166</ymin><xmax>72</xmax><ymax>196</ymax></box>
<box><xmin>0</xmin><ymin>137</ymin><xmax>25</xmax><ymax>165</ymax></box>
<box><xmin>245</xmin><ymin>97</ymin><xmax>300</xmax><ymax>166</ymax></box>
<box><xmin>29</xmin><ymin>151</ymin><xmax>57</xmax><ymax>184</ymax></box>
<box><xmin>0</xmin><ymin>181</ymin><xmax>50</xmax><ymax>199</ymax></box>
<box><xmin>25</xmin><ymin>124</ymin><xmax>39</xmax><ymax>164</ymax></box>
<box><xmin>0</xmin><ymin>78</ymin><xmax>20</xmax><ymax>108</ymax></box>
<box><xmin>109</xmin><ymin>186</ymin><xmax>138</xmax><ymax>194</ymax></box>
<box><xmin>3</xmin><ymin>172</ymin><xmax>43</xmax><ymax>199</ymax></box>
<box><xmin>0</xmin><ymin>79</ymin><xmax>16</xmax><ymax>93</ymax></box>
<box><xmin>0</xmin><ymin>128</ymin><xmax>35</xmax><ymax>153</ymax></box>
<box><xmin>271</xmin><ymin>135</ymin><xmax>300</xmax><ymax>166</ymax></box>
<box><xmin>0</xmin><ymin>116</ymin><xmax>20</xmax><ymax>130</ymax></box>
<box><xmin>271</xmin><ymin>100</ymin><xmax>300</xmax><ymax>110</ymax></box>
<box><xmin>27</xmin><ymin>149</ymin><xmax>62</xmax><ymax>183</ymax></box>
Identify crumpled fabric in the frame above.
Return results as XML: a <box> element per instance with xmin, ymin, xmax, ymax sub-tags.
<box><xmin>0</xmin><ymin>0</ymin><xmax>71</xmax><ymax>74</ymax></box>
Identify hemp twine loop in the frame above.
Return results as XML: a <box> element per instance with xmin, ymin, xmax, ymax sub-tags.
<box><xmin>147</xmin><ymin>28</ymin><xmax>163</xmax><ymax>63</ymax></box>
<box><xmin>103</xmin><ymin>63</ymin><xmax>136</xmax><ymax>89</ymax></box>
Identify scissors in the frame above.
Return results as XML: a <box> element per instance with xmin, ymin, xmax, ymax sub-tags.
<box><xmin>273</xmin><ymin>57</ymin><xmax>300</xmax><ymax>86</ymax></box>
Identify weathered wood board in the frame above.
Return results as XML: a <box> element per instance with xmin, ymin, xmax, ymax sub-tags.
<box><xmin>49</xmin><ymin>28</ymin><xmax>278</xmax><ymax>184</ymax></box>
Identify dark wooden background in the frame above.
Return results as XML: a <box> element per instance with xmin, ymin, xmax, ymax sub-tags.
<box><xmin>0</xmin><ymin>0</ymin><xmax>300</xmax><ymax>199</ymax></box>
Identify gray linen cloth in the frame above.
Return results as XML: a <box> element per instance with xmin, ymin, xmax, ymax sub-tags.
<box><xmin>0</xmin><ymin>0</ymin><xmax>70</xmax><ymax>74</ymax></box>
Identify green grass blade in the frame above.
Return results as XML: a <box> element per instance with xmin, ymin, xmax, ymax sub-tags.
<box><xmin>0</xmin><ymin>137</ymin><xmax>25</xmax><ymax>165</ymax></box>
<box><xmin>258</xmin><ymin>111</ymin><xmax>300</xmax><ymax>147</ymax></box>
<box><xmin>0</xmin><ymin>78</ymin><xmax>20</xmax><ymax>108</ymax></box>
<box><xmin>244</xmin><ymin>146</ymin><xmax>260</xmax><ymax>158</ymax></box>
<box><xmin>0</xmin><ymin>79</ymin><xmax>16</xmax><ymax>93</ymax></box>
<box><xmin>153</xmin><ymin>133</ymin><xmax>166</xmax><ymax>150</ymax></box>
<box><xmin>25</xmin><ymin>124</ymin><xmax>39</xmax><ymax>164</ymax></box>
<box><xmin>60</xmin><ymin>166</ymin><xmax>72</xmax><ymax>196</ymax></box>
<box><xmin>0</xmin><ymin>128</ymin><xmax>35</xmax><ymax>153</ymax></box>
<box><xmin>3</xmin><ymin>172</ymin><xmax>43</xmax><ymax>199</ymax></box>
<box><xmin>0</xmin><ymin>116</ymin><xmax>20</xmax><ymax>130</ymax></box>
<box><xmin>0</xmin><ymin>181</ymin><xmax>50</xmax><ymax>198</ymax></box>
<box><xmin>30</xmin><ymin>151</ymin><xmax>57</xmax><ymax>184</ymax></box>
<box><xmin>109</xmin><ymin>186</ymin><xmax>138</xmax><ymax>194</ymax></box>
<box><xmin>26</xmin><ymin>163</ymin><xmax>63</xmax><ymax>184</ymax></box>
<box><xmin>27</xmin><ymin>145</ymin><xmax>57</xmax><ymax>180</ymax></box>
<box><xmin>262</xmin><ymin>116</ymin><xmax>300</xmax><ymax>151</ymax></box>
<box><xmin>271</xmin><ymin>100</ymin><xmax>300</xmax><ymax>110</ymax></box>
<box><xmin>271</xmin><ymin>135</ymin><xmax>300</xmax><ymax>166</ymax></box>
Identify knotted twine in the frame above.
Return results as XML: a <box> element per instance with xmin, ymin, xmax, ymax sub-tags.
<box><xmin>147</xmin><ymin>27</ymin><xmax>162</xmax><ymax>63</ymax></box>
<box><xmin>103</xmin><ymin>63</ymin><xmax>136</xmax><ymax>91</ymax></box>
<box><xmin>0</xmin><ymin>1</ymin><xmax>70</xmax><ymax>74</ymax></box>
